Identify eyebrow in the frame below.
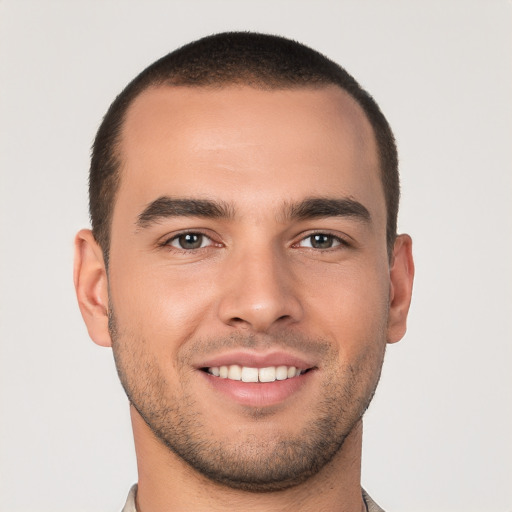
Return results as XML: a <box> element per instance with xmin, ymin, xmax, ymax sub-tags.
<box><xmin>284</xmin><ymin>197</ymin><xmax>371</xmax><ymax>223</ymax></box>
<box><xmin>137</xmin><ymin>196</ymin><xmax>234</xmax><ymax>228</ymax></box>
<box><xmin>136</xmin><ymin>195</ymin><xmax>371</xmax><ymax>229</ymax></box>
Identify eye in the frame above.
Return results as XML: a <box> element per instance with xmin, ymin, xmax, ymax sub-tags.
<box><xmin>167</xmin><ymin>233</ymin><xmax>213</xmax><ymax>250</ymax></box>
<box><xmin>298</xmin><ymin>233</ymin><xmax>343</xmax><ymax>249</ymax></box>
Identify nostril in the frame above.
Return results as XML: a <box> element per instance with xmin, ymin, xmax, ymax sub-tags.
<box><xmin>228</xmin><ymin>314</ymin><xmax>293</xmax><ymax>330</ymax></box>
<box><xmin>230</xmin><ymin>317</ymin><xmax>246</xmax><ymax>325</ymax></box>
<box><xmin>229</xmin><ymin>317</ymin><xmax>251</xmax><ymax>328</ymax></box>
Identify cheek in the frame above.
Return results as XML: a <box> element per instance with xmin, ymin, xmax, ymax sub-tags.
<box><xmin>108</xmin><ymin>260</ymin><xmax>219</xmax><ymax>349</ymax></box>
<box><xmin>300</xmin><ymin>259</ymin><xmax>390</xmax><ymax>352</ymax></box>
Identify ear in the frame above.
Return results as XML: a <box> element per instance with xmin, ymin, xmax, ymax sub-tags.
<box><xmin>387</xmin><ymin>234</ymin><xmax>414</xmax><ymax>344</ymax></box>
<box><xmin>73</xmin><ymin>229</ymin><xmax>112</xmax><ymax>347</ymax></box>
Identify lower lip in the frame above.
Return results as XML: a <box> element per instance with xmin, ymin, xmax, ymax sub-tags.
<box><xmin>200</xmin><ymin>371</ymin><xmax>313</xmax><ymax>408</ymax></box>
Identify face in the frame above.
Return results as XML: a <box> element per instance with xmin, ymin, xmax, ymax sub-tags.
<box><xmin>82</xmin><ymin>85</ymin><xmax>411</xmax><ymax>491</ymax></box>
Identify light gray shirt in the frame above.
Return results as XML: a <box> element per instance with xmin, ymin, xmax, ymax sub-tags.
<box><xmin>121</xmin><ymin>484</ymin><xmax>385</xmax><ymax>511</ymax></box>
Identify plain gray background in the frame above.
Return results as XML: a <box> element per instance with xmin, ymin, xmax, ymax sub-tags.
<box><xmin>1</xmin><ymin>1</ymin><xmax>511</xmax><ymax>511</ymax></box>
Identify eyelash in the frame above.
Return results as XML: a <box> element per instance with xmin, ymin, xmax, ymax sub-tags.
<box><xmin>159</xmin><ymin>231</ymin><xmax>219</xmax><ymax>253</ymax></box>
<box><xmin>293</xmin><ymin>232</ymin><xmax>350</xmax><ymax>250</ymax></box>
<box><xmin>160</xmin><ymin>230</ymin><xmax>350</xmax><ymax>253</ymax></box>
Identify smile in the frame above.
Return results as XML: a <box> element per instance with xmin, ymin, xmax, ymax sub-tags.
<box><xmin>205</xmin><ymin>365</ymin><xmax>307</xmax><ymax>382</ymax></box>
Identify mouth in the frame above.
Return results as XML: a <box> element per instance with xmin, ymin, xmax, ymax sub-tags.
<box><xmin>202</xmin><ymin>364</ymin><xmax>312</xmax><ymax>383</ymax></box>
<box><xmin>197</xmin><ymin>357</ymin><xmax>316</xmax><ymax>408</ymax></box>
<box><xmin>195</xmin><ymin>350</ymin><xmax>318</xmax><ymax>407</ymax></box>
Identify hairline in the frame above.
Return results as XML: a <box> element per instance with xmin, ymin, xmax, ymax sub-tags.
<box><xmin>97</xmin><ymin>81</ymin><xmax>395</xmax><ymax>267</ymax></box>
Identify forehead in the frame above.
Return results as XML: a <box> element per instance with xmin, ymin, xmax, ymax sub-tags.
<box><xmin>115</xmin><ymin>84</ymin><xmax>384</xmax><ymax>224</ymax></box>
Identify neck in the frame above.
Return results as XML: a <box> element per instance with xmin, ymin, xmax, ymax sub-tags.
<box><xmin>130</xmin><ymin>406</ymin><xmax>366</xmax><ymax>512</ymax></box>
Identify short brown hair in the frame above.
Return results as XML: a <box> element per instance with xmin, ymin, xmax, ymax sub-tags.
<box><xmin>90</xmin><ymin>32</ymin><xmax>399</xmax><ymax>264</ymax></box>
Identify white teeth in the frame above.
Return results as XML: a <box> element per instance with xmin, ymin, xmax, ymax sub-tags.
<box><xmin>258</xmin><ymin>366</ymin><xmax>276</xmax><ymax>383</ymax></box>
<box><xmin>275</xmin><ymin>366</ymin><xmax>288</xmax><ymax>381</ymax></box>
<box><xmin>241</xmin><ymin>367</ymin><xmax>259</xmax><ymax>382</ymax></box>
<box><xmin>227</xmin><ymin>364</ymin><xmax>242</xmax><ymax>380</ymax></box>
<box><xmin>207</xmin><ymin>365</ymin><xmax>305</xmax><ymax>382</ymax></box>
<box><xmin>287</xmin><ymin>366</ymin><xmax>297</xmax><ymax>378</ymax></box>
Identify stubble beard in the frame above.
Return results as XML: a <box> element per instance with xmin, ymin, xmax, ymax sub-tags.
<box><xmin>109</xmin><ymin>308</ymin><xmax>387</xmax><ymax>492</ymax></box>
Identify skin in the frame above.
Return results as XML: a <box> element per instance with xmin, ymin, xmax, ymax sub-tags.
<box><xmin>74</xmin><ymin>85</ymin><xmax>414</xmax><ymax>511</ymax></box>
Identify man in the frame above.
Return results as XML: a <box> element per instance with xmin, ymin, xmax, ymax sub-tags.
<box><xmin>74</xmin><ymin>32</ymin><xmax>414</xmax><ymax>511</ymax></box>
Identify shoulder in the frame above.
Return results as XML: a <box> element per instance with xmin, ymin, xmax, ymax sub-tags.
<box><xmin>121</xmin><ymin>484</ymin><xmax>138</xmax><ymax>512</ymax></box>
<box><xmin>362</xmin><ymin>488</ymin><xmax>386</xmax><ymax>512</ymax></box>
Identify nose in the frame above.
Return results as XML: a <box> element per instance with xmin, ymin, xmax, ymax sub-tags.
<box><xmin>217</xmin><ymin>245</ymin><xmax>303</xmax><ymax>333</ymax></box>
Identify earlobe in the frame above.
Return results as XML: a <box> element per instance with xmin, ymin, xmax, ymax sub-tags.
<box><xmin>387</xmin><ymin>234</ymin><xmax>415</xmax><ymax>344</ymax></box>
<box><xmin>73</xmin><ymin>229</ymin><xmax>112</xmax><ymax>347</ymax></box>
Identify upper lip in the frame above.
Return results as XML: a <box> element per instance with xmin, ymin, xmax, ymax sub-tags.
<box><xmin>196</xmin><ymin>350</ymin><xmax>317</xmax><ymax>370</ymax></box>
